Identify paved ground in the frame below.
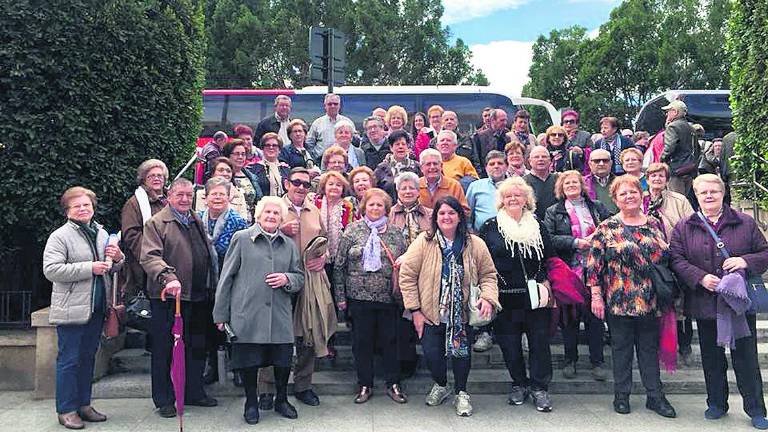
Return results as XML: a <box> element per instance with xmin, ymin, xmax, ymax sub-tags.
<box><xmin>0</xmin><ymin>391</ymin><xmax>761</xmax><ymax>432</ymax></box>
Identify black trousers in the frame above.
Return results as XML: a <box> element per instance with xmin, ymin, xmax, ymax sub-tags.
<box><xmin>495</xmin><ymin>307</ymin><xmax>552</xmax><ymax>391</ymax></box>
<box><xmin>421</xmin><ymin>323</ymin><xmax>472</xmax><ymax>393</ymax></box>
<box><xmin>560</xmin><ymin>306</ymin><xmax>605</xmax><ymax>366</ymax></box>
<box><xmin>697</xmin><ymin>315</ymin><xmax>766</xmax><ymax>417</ymax></box>
<box><xmin>607</xmin><ymin>314</ymin><xmax>662</xmax><ymax>398</ymax></box>
<box><xmin>348</xmin><ymin>300</ymin><xmax>399</xmax><ymax>387</ymax></box>
<box><xmin>150</xmin><ymin>299</ymin><xmax>208</xmax><ymax>408</ymax></box>
<box><xmin>677</xmin><ymin>317</ymin><xmax>694</xmax><ymax>354</ymax></box>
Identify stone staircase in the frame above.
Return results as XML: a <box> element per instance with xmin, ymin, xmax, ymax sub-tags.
<box><xmin>93</xmin><ymin>319</ymin><xmax>768</xmax><ymax>399</ymax></box>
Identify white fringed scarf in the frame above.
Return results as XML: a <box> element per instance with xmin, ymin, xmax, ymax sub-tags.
<box><xmin>495</xmin><ymin>210</ymin><xmax>544</xmax><ymax>260</ymax></box>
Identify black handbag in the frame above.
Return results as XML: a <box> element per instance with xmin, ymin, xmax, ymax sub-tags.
<box><xmin>125</xmin><ymin>291</ymin><xmax>152</xmax><ymax>331</ymax></box>
<box><xmin>649</xmin><ymin>256</ymin><xmax>679</xmax><ymax>311</ymax></box>
<box><xmin>696</xmin><ymin>212</ymin><xmax>768</xmax><ymax>313</ymax></box>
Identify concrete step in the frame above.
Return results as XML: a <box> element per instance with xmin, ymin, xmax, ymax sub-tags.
<box><xmin>111</xmin><ymin>340</ymin><xmax>768</xmax><ymax>376</ymax></box>
<box><xmin>92</xmin><ymin>368</ymin><xmax>765</xmax><ymax>399</ymax></box>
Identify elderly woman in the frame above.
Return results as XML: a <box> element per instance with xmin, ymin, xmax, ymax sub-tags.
<box><xmin>586</xmin><ymin>175</ymin><xmax>676</xmax><ymax>418</ymax></box>
<box><xmin>669</xmin><ymin>174</ymin><xmax>768</xmax><ymax>429</ymax></box>
<box><xmin>249</xmin><ymin>133</ymin><xmax>291</xmax><ymax>197</ymax></box>
<box><xmin>386</xmin><ymin>105</ymin><xmax>408</xmax><ymax>132</ymax></box>
<box><xmin>334</xmin><ymin>188</ymin><xmax>408</xmax><ymax>404</ymax></box>
<box><xmin>120</xmin><ymin>160</ymin><xmax>167</xmax><ymax>302</ymax></box>
<box><xmin>505</xmin><ymin>141</ymin><xmax>529</xmax><ymax>177</ymax></box>
<box><xmin>223</xmin><ymin>139</ymin><xmax>264</xmax><ymax>224</ymax></box>
<box><xmin>546</xmin><ymin>125</ymin><xmax>584</xmax><ymax>173</ymax></box>
<box><xmin>643</xmin><ymin>162</ymin><xmax>695</xmax><ymax>364</ymax></box>
<box><xmin>621</xmin><ymin>148</ymin><xmax>647</xmax><ymax>191</ymax></box>
<box><xmin>479</xmin><ymin>177</ymin><xmax>555</xmax><ymax>412</ymax></box>
<box><xmin>44</xmin><ymin>187</ymin><xmax>124</xmax><ymax>429</ymax></box>
<box><xmin>333</xmin><ymin>120</ymin><xmax>366</xmax><ymax>168</ymax></box>
<box><xmin>280</xmin><ymin>119</ymin><xmax>316</xmax><ymax>170</ymax></box>
<box><xmin>400</xmin><ymin>196</ymin><xmax>499</xmax><ymax>417</ymax></box>
<box><xmin>348</xmin><ymin>166</ymin><xmax>375</xmax><ymax>218</ymax></box>
<box><xmin>214</xmin><ymin>196</ymin><xmax>304</xmax><ymax>424</ymax></box>
<box><xmin>194</xmin><ymin>157</ymin><xmax>248</xmax><ymax>220</ymax></box>
<box><xmin>543</xmin><ymin>171</ymin><xmax>611</xmax><ymax>381</ymax></box>
<box><xmin>313</xmin><ymin>171</ymin><xmax>356</xmax><ymax>286</ymax></box>
<box><xmin>374</xmin><ymin>129</ymin><xmax>422</xmax><ymax>199</ymax></box>
<box><xmin>321</xmin><ymin>145</ymin><xmax>349</xmax><ymax>174</ymax></box>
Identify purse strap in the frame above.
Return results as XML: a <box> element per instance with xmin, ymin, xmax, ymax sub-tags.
<box><xmin>696</xmin><ymin>211</ymin><xmax>731</xmax><ymax>259</ymax></box>
<box><xmin>380</xmin><ymin>239</ymin><xmax>396</xmax><ymax>266</ymax></box>
<box><xmin>517</xmin><ymin>251</ymin><xmax>542</xmax><ymax>282</ymax></box>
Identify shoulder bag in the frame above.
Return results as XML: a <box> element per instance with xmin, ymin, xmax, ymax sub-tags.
<box><xmin>696</xmin><ymin>212</ymin><xmax>768</xmax><ymax>313</ymax></box>
<box><xmin>467</xmin><ymin>241</ymin><xmax>498</xmax><ymax>327</ymax></box>
<box><xmin>104</xmin><ymin>276</ymin><xmax>125</xmax><ymax>339</ymax></box>
<box><xmin>380</xmin><ymin>239</ymin><xmax>401</xmax><ymax>302</ymax></box>
<box><xmin>519</xmin><ymin>254</ymin><xmax>553</xmax><ymax>309</ymax></box>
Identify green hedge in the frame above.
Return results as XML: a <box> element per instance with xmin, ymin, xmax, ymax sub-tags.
<box><xmin>728</xmin><ymin>0</ymin><xmax>768</xmax><ymax>207</ymax></box>
<box><xmin>0</xmin><ymin>0</ymin><xmax>205</xmax><ymax>296</ymax></box>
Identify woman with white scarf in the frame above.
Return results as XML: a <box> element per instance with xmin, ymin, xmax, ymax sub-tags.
<box><xmin>478</xmin><ymin>176</ymin><xmax>555</xmax><ymax>413</ymax></box>
<box><xmin>248</xmin><ymin>132</ymin><xmax>290</xmax><ymax>198</ymax></box>
<box><xmin>333</xmin><ymin>188</ymin><xmax>408</xmax><ymax>405</ymax></box>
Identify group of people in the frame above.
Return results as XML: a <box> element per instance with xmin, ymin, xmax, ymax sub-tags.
<box><xmin>43</xmin><ymin>93</ymin><xmax>768</xmax><ymax>430</ymax></box>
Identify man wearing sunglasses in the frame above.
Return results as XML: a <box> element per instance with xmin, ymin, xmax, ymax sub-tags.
<box><xmin>257</xmin><ymin>167</ymin><xmax>328</xmax><ymax>409</ymax></box>
<box><xmin>561</xmin><ymin>110</ymin><xmax>592</xmax><ymax>150</ymax></box>
<box><xmin>583</xmin><ymin>149</ymin><xmax>618</xmax><ymax>214</ymax></box>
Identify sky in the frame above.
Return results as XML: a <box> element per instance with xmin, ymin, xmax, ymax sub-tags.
<box><xmin>443</xmin><ymin>0</ymin><xmax>622</xmax><ymax>96</ymax></box>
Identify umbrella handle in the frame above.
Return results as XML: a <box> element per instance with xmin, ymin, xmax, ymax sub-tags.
<box><xmin>175</xmin><ymin>294</ymin><xmax>181</xmax><ymax>316</ymax></box>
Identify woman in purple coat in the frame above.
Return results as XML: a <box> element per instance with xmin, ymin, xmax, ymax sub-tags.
<box><xmin>669</xmin><ymin>174</ymin><xmax>768</xmax><ymax>430</ymax></box>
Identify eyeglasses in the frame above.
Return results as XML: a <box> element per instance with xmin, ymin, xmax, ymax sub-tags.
<box><xmin>549</xmin><ymin>133</ymin><xmax>565</xmax><ymax>138</ymax></box>
<box><xmin>289</xmin><ymin>179</ymin><xmax>312</xmax><ymax>189</ymax></box>
<box><xmin>263</xmin><ymin>143</ymin><xmax>281</xmax><ymax>149</ymax></box>
<box><xmin>146</xmin><ymin>174</ymin><xmax>165</xmax><ymax>180</ymax></box>
<box><xmin>562</xmin><ymin>119</ymin><xmax>577</xmax><ymax>125</ymax></box>
<box><xmin>591</xmin><ymin>158</ymin><xmax>611</xmax><ymax>164</ymax></box>
<box><xmin>325</xmin><ymin>102</ymin><xmax>339</xmax><ymax>106</ymax></box>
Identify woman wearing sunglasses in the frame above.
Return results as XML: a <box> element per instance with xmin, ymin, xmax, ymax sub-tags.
<box><xmin>546</xmin><ymin>125</ymin><xmax>583</xmax><ymax>173</ymax></box>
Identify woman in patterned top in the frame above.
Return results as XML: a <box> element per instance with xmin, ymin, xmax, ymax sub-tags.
<box><xmin>223</xmin><ymin>139</ymin><xmax>263</xmax><ymax>224</ymax></box>
<box><xmin>586</xmin><ymin>175</ymin><xmax>677</xmax><ymax>418</ymax></box>
<box><xmin>313</xmin><ymin>171</ymin><xmax>356</xmax><ymax>287</ymax></box>
<box><xmin>333</xmin><ymin>188</ymin><xmax>408</xmax><ymax>405</ymax></box>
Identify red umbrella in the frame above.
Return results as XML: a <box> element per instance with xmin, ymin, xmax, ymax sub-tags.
<box><xmin>171</xmin><ymin>295</ymin><xmax>186</xmax><ymax>432</ymax></box>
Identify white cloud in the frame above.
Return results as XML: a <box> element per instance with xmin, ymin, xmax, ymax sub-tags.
<box><xmin>443</xmin><ymin>0</ymin><xmax>529</xmax><ymax>25</ymax></box>
<box><xmin>470</xmin><ymin>40</ymin><xmax>534</xmax><ymax>96</ymax></box>
<box><xmin>587</xmin><ymin>27</ymin><xmax>600</xmax><ymax>39</ymax></box>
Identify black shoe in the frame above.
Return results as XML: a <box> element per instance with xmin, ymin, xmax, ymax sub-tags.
<box><xmin>158</xmin><ymin>405</ymin><xmax>177</xmax><ymax>418</ymax></box>
<box><xmin>244</xmin><ymin>405</ymin><xmax>259</xmax><ymax>424</ymax></box>
<box><xmin>646</xmin><ymin>396</ymin><xmax>676</xmax><ymax>418</ymax></box>
<box><xmin>294</xmin><ymin>389</ymin><xmax>320</xmax><ymax>406</ymax></box>
<box><xmin>203</xmin><ymin>355</ymin><xmax>218</xmax><ymax>385</ymax></box>
<box><xmin>259</xmin><ymin>393</ymin><xmax>274</xmax><ymax>410</ymax></box>
<box><xmin>274</xmin><ymin>399</ymin><xmax>298</xmax><ymax>419</ymax></box>
<box><xmin>233</xmin><ymin>370</ymin><xmax>245</xmax><ymax>388</ymax></box>
<box><xmin>613</xmin><ymin>397</ymin><xmax>631</xmax><ymax>414</ymax></box>
<box><xmin>187</xmin><ymin>396</ymin><xmax>218</xmax><ymax>407</ymax></box>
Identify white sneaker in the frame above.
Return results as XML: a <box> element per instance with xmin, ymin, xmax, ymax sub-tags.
<box><xmin>454</xmin><ymin>391</ymin><xmax>473</xmax><ymax>416</ymax></box>
<box><xmin>425</xmin><ymin>383</ymin><xmax>450</xmax><ymax>406</ymax></box>
<box><xmin>472</xmin><ymin>332</ymin><xmax>493</xmax><ymax>352</ymax></box>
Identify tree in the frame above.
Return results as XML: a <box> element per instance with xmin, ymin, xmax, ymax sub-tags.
<box><xmin>728</xmin><ymin>0</ymin><xmax>768</xmax><ymax>206</ymax></box>
<box><xmin>0</xmin><ymin>0</ymin><xmax>206</xmax><ymax>308</ymax></box>
<box><xmin>523</xmin><ymin>0</ymin><xmax>731</xmax><ymax>132</ymax></box>
<box><xmin>204</xmin><ymin>0</ymin><xmax>487</xmax><ymax>88</ymax></box>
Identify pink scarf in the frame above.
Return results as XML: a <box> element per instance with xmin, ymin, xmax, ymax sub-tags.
<box><xmin>565</xmin><ymin>199</ymin><xmax>595</xmax><ymax>278</ymax></box>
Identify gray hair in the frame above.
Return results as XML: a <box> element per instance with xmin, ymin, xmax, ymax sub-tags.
<box><xmin>334</xmin><ymin>119</ymin><xmax>355</xmax><ymax>134</ymax></box>
<box><xmin>394</xmin><ymin>171</ymin><xmax>420</xmax><ymax>190</ymax></box>
<box><xmin>485</xmin><ymin>150</ymin><xmax>507</xmax><ymax>165</ymax></box>
<box><xmin>324</xmin><ymin>93</ymin><xmax>340</xmax><ymax>104</ymax></box>
<box><xmin>364</xmin><ymin>115</ymin><xmax>385</xmax><ymax>129</ymax></box>
<box><xmin>419</xmin><ymin>148</ymin><xmax>442</xmax><ymax>165</ymax></box>
<box><xmin>136</xmin><ymin>159</ymin><xmax>169</xmax><ymax>186</ymax></box>
<box><xmin>253</xmin><ymin>196</ymin><xmax>288</xmax><ymax>222</ymax></box>
<box><xmin>213</xmin><ymin>131</ymin><xmax>228</xmax><ymax>141</ymax></box>
<box><xmin>489</xmin><ymin>108</ymin><xmax>507</xmax><ymax>121</ymax></box>
<box><xmin>204</xmin><ymin>176</ymin><xmax>231</xmax><ymax>195</ymax></box>
<box><xmin>274</xmin><ymin>95</ymin><xmax>292</xmax><ymax>105</ymax></box>
<box><xmin>437</xmin><ymin>129</ymin><xmax>457</xmax><ymax>144</ymax></box>
<box><xmin>168</xmin><ymin>177</ymin><xmax>193</xmax><ymax>193</ymax></box>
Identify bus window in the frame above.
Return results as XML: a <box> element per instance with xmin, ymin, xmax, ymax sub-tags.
<box><xmin>421</xmin><ymin>94</ymin><xmax>518</xmax><ymax>135</ymax></box>
<box><xmin>225</xmin><ymin>95</ymin><xmax>264</xmax><ymax>128</ymax></box>
<box><xmin>341</xmin><ymin>95</ymin><xmax>418</xmax><ymax>130</ymax></box>
<box><xmin>202</xmin><ymin>95</ymin><xmax>225</xmax><ymax>136</ymax></box>
<box><xmin>290</xmin><ymin>94</ymin><xmax>326</xmax><ymax>126</ymax></box>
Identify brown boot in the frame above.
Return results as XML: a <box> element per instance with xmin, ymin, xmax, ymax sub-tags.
<box><xmin>354</xmin><ymin>386</ymin><xmax>372</xmax><ymax>404</ymax></box>
<box><xmin>78</xmin><ymin>405</ymin><xmax>107</xmax><ymax>422</ymax></box>
<box><xmin>57</xmin><ymin>411</ymin><xmax>84</xmax><ymax>430</ymax></box>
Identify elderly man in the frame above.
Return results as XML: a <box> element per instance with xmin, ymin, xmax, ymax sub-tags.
<box><xmin>509</xmin><ymin>109</ymin><xmax>538</xmax><ymax>150</ymax></box>
<box><xmin>429</xmin><ymin>111</ymin><xmax>478</xmax><ymax>166</ymax></box>
<box><xmin>141</xmin><ymin>178</ymin><xmax>218</xmax><ymax>418</ymax></box>
<box><xmin>561</xmin><ymin>110</ymin><xmax>592</xmax><ymax>149</ymax></box>
<box><xmin>257</xmin><ymin>167</ymin><xmax>330</xmax><ymax>410</ymax></box>
<box><xmin>255</xmin><ymin>95</ymin><xmax>293</xmax><ymax>145</ymax></box>
<box><xmin>437</xmin><ymin>130</ymin><xmax>478</xmax><ymax>190</ymax></box>
<box><xmin>473</xmin><ymin>108</ymin><xmax>511</xmax><ymax>173</ymax></box>
<box><xmin>360</xmin><ymin>115</ymin><xmax>390</xmax><ymax>169</ymax></box>
<box><xmin>584</xmin><ymin>149</ymin><xmax>618</xmax><ymax>214</ymax></box>
<box><xmin>524</xmin><ymin>146</ymin><xmax>559</xmax><ymax>221</ymax></box>
<box><xmin>418</xmin><ymin>148</ymin><xmax>470</xmax><ymax>215</ymax></box>
<box><xmin>592</xmin><ymin>117</ymin><xmax>635</xmax><ymax>176</ymax></box>
<box><xmin>306</xmin><ymin>93</ymin><xmax>355</xmax><ymax>161</ymax></box>
<box><xmin>201</xmin><ymin>131</ymin><xmax>228</xmax><ymax>183</ymax></box>
<box><xmin>660</xmin><ymin>100</ymin><xmax>698</xmax><ymax>196</ymax></box>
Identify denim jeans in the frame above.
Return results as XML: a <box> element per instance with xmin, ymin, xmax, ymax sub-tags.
<box><xmin>421</xmin><ymin>323</ymin><xmax>472</xmax><ymax>393</ymax></box>
<box><xmin>56</xmin><ymin>312</ymin><xmax>104</xmax><ymax>413</ymax></box>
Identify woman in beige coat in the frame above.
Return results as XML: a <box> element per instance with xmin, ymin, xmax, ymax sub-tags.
<box><xmin>399</xmin><ymin>196</ymin><xmax>499</xmax><ymax>417</ymax></box>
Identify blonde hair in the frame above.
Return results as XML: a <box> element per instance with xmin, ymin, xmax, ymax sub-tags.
<box><xmin>322</xmin><ymin>145</ymin><xmax>348</xmax><ymax>167</ymax></box>
<box><xmin>609</xmin><ymin>175</ymin><xmax>643</xmax><ymax>201</ymax></box>
<box><xmin>385</xmin><ymin>105</ymin><xmax>408</xmax><ymax>127</ymax></box>
<box><xmin>427</xmin><ymin>105</ymin><xmax>444</xmax><ymax>118</ymax></box>
<box><xmin>554</xmin><ymin>170</ymin><xmax>587</xmax><ymax>200</ymax></box>
<box><xmin>317</xmin><ymin>170</ymin><xmax>350</xmax><ymax>195</ymax></box>
<box><xmin>348</xmin><ymin>165</ymin><xmax>374</xmax><ymax>185</ymax></box>
<box><xmin>60</xmin><ymin>186</ymin><xmax>96</xmax><ymax>214</ymax></box>
<box><xmin>620</xmin><ymin>147</ymin><xmax>643</xmax><ymax>163</ymax></box>
<box><xmin>496</xmin><ymin>177</ymin><xmax>536</xmax><ymax>212</ymax></box>
<box><xmin>646</xmin><ymin>162</ymin><xmax>670</xmax><ymax>179</ymax></box>
<box><xmin>693</xmin><ymin>173</ymin><xmax>725</xmax><ymax>195</ymax></box>
<box><xmin>253</xmin><ymin>196</ymin><xmax>288</xmax><ymax>222</ymax></box>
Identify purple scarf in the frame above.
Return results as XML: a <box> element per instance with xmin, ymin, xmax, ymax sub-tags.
<box><xmin>715</xmin><ymin>271</ymin><xmax>753</xmax><ymax>349</ymax></box>
<box><xmin>362</xmin><ymin>216</ymin><xmax>388</xmax><ymax>272</ymax></box>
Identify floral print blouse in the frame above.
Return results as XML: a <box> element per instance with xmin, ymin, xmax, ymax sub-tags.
<box><xmin>585</xmin><ymin>215</ymin><xmax>667</xmax><ymax>317</ymax></box>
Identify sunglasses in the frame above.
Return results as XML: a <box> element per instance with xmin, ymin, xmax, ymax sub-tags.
<box><xmin>289</xmin><ymin>179</ymin><xmax>312</xmax><ymax>189</ymax></box>
<box><xmin>549</xmin><ymin>133</ymin><xmax>565</xmax><ymax>138</ymax></box>
<box><xmin>591</xmin><ymin>158</ymin><xmax>611</xmax><ymax>164</ymax></box>
<box><xmin>562</xmin><ymin>119</ymin><xmax>577</xmax><ymax>125</ymax></box>
<box><xmin>263</xmin><ymin>143</ymin><xmax>281</xmax><ymax>149</ymax></box>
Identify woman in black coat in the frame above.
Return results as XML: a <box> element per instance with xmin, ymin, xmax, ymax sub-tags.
<box><xmin>542</xmin><ymin>170</ymin><xmax>611</xmax><ymax>382</ymax></box>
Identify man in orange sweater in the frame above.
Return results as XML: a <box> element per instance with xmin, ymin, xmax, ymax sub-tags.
<box><xmin>417</xmin><ymin>148</ymin><xmax>470</xmax><ymax>215</ymax></box>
